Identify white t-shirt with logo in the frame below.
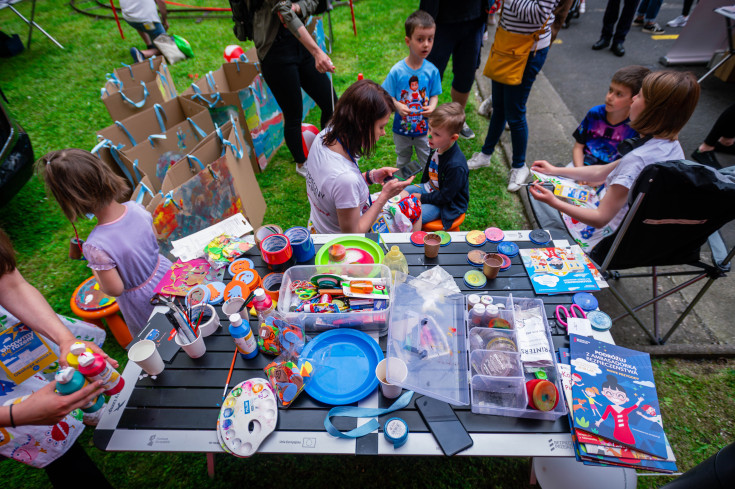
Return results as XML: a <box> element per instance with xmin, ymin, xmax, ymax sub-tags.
<box><xmin>306</xmin><ymin>129</ymin><xmax>370</xmax><ymax>234</ymax></box>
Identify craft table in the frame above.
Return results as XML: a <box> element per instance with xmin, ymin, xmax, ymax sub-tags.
<box><xmin>94</xmin><ymin>232</ymin><xmax>611</xmax><ymax>461</ymax></box>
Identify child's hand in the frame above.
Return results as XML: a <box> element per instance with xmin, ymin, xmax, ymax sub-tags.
<box><xmin>396</xmin><ymin>103</ymin><xmax>410</xmax><ymax>118</ymax></box>
<box><xmin>420</xmin><ymin>104</ymin><xmax>434</xmax><ymax>116</ymax></box>
<box><xmin>531</xmin><ymin>160</ymin><xmax>555</xmax><ymax>175</ymax></box>
<box><xmin>529</xmin><ymin>181</ymin><xmax>557</xmax><ymax>206</ymax></box>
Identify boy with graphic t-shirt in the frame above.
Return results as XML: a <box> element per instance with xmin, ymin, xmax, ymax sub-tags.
<box><xmin>572</xmin><ymin>65</ymin><xmax>650</xmax><ymax>167</ymax></box>
<box><xmin>404</xmin><ymin>103</ymin><xmax>469</xmax><ymax>230</ymax></box>
<box><xmin>382</xmin><ymin>10</ymin><xmax>442</xmax><ymax>169</ymax></box>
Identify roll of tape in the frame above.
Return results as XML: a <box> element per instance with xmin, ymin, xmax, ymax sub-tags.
<box><xmin>383</xmin><ymin>417</ymin><xmax>409</xmax><ymax>448</ymax></box>
<box><xmin>262</xmin><ymin>272</ymin><xmax>283</xmax><ymax>301</ymax></box>
<box><xmin>285</xmin><ymin>226</ymin><xmax>315</xmax><ymax>263</ymax></box>
<box><xmin>254</xmin><ymin>225</ymin><xmax>283</xmax><ymax>246</ymax></box>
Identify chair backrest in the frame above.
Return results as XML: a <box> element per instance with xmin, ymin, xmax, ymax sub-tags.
<box><xmin>590</xmin><ymin>160</ymin><xmax>735</xmax><ymax>270</ymax></box>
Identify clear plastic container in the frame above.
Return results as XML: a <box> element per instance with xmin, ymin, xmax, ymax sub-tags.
<box><xmin>277</xmin><ymin>264</ymin><xmax>391</xmax><ymax>336</ymax></box>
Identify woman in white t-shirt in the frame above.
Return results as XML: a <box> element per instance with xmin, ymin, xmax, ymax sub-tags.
<box><xmin>529</xmin><ymin>71</ymin><xmax>700</xmax><ymax>250</ymax></box>
<box><xmin>306</xmin><ymin>79</ymin><xmax>418</xmax><ymax>234</ymax></box>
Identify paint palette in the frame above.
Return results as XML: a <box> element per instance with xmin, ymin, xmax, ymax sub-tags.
<box><xmin>75</xmin><ymin>277</ymin><xmax>116</xmax><ymax>311</ymax></box>
<box><xmin>217</xmin><ymin>378</ymin><xmax>278</xmax><ymax>457</ymax></box>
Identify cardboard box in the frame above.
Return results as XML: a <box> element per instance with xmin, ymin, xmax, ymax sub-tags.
<box><xmin>100</xmin><ymin>56</ymin><xmax>177</xmax><ymax>122</ymax></box>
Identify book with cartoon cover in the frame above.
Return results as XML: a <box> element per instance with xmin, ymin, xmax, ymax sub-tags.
<box><xmin>519</xmin><ymin>247</ymin><xmax>600</xmax><ymax>295</ymax></box>
<box><xmin>570</xmin><ymin>335</ymin><xmax>669</xmax><ymax>460</ymax></box>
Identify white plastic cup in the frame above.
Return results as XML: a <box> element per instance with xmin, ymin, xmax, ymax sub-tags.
<box><xmin>376</xmin><ymin>358</ymin><xmax>408</xmax><ymax>399</ymax></box>
<box><xmin>128</xmin><ymin>339</ymin><xmax>165</xmax><ymax>375</ymax></box>
<box><xmin>221</xmin><ymin>297</ymin><xmax>248</xmax><ymax>320</ymax></box>
<box><xmin>174</xmin><ymin>329</ymin><xmax>206</xmax><ymax>359</ymax></box>
<box><xmin>190</xmin><ymin>304</ymin><xmax>220</xmax><ymax>337</ymax></box>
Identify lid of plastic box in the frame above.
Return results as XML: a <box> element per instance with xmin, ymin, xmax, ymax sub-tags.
<box><xmin>386</xmin><ymin>272</ymin><xmax>469</xmax><ymax>406</ymax></box>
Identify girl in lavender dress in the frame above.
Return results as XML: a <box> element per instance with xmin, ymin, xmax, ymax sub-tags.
<box><xmin>39</xmin><ymin>149</ymin><xmax>172</xmax><ymax>337</ymax></box>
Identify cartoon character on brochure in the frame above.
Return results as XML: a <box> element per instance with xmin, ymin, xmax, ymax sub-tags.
<box><xmin>595</xmin><ymin>374</ymin><xmax>644</xmax><ymax>445</ymax></box>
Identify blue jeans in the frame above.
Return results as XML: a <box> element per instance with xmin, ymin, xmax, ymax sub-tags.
<box><xmin>481</xmin><ymin>47</ymin><xmax>549</xmax><ymax>169</ymax></box>
<box><xmin>636</xmin><ymin>0</ymin><xmax>662</xmax><ymax>22</ymax></box>
<box><xmin>405</xmin><ymin>185</ymin><xmax>441</xmax><ymax>224</ymax></box>
<box><xmin>125</xmin><ymin>20</ymin><xmax>166</xmax><ymax>40</ymax></box>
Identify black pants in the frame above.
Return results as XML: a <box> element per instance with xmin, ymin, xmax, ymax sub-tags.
<box><xmin>44</xmin><ymin>441</ymin><xmax>112</xmax><ymax>488</ymax></box>
<box><xmin>704</xmin><ymin>103</ymin><xmax>735</xmax><ymax>147</ymax></box>
<box><xmin>600</xmin><ymin>0</ymin><xmax>643</xmax><ymax>44</ymax></box>
<box><xmin>260</xmin><ymin>30</ymin><xmax>337</xmax><ymax>164</ymax></box>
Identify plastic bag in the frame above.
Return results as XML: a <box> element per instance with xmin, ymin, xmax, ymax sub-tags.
<box><xmin>257</xmin><ymin>315</ymin><xmax>305</xmax><ymax>356</ymax></box>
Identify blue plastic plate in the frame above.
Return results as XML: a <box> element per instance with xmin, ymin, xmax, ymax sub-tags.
<box><xmin>300</xmin><ymin>329</ymin><xmax>383</xmax><ymax>405</ymax></box>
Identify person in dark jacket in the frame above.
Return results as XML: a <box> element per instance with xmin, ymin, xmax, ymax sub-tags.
<box><xmin>404</xmin><ymin>102</ymin><xmax>469</xmax><ymax>230</ymax></box>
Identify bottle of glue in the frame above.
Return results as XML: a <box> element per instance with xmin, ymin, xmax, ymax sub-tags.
<box><xmin>77</xmin><ymin>352</ymin><xmax>125</xmax><ymax>396</ymax></box>
<box><xmin>229</xmin><ymin>314</ymin><xmax>258</xmax><ymax>359</ymax></box>
<box><xmin>55</xmin><ymin>367</ymin><xmax>106</xmax><ymax>425</ymax></box>
<box><xmin>251</xmin><ymin>288</ymin><xmax>275</xmax><ymax>324</ymax></box>
<box><xmin>66</xmin><ymin>341</ymin><xmax>92</xmax><ymax>369</ymax></box>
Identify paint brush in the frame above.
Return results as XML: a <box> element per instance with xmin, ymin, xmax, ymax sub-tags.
<box><xmin>378</xmin><ymin>233</ymin><xmax>389</xmax><ymax>253</ymax></box>
<box><xmin>222</xmin><ymin>349</ymin><xmax>238</xmax><ymax>402</ymax></box>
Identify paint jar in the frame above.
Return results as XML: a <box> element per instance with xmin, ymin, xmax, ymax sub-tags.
<box><xmin>69</xmin><ymin>238</ymin><xmax>84</xmax><ymax>259</ymax></box>
<box><xmin>229</xmin><ymin>314</ymin><xmax>258</xmax><ymax>359</ymax></box>
<box><xmin>484</xmin><ymin>304</ymin><xmax>500</xmax><ymax>322</ymax></box>
<box><xmin>285</xmin><ymin>226</ymin><xmax>316</xmax><ymax>263</ymax></box>
<box><xmin>467</xmin><ymin>294</ymin><xmax>481</xmax><ymax>311</ymax></box>
<box><xmin>480</xmin><ymin>295</ymin><xmax>494</xmax><ymax>306</ymax></box>
<box><xmin>66</xmin><ymin>341</ymin><xmax>92</xmax><ymax>369</ymax></box>
<box><xmin>260</xmin><ymin>234</ymin><xmax>295</xmax><ymax>272</ymax></box>
<box><xmin>78</xmin><ymin>352</ymin><xmax>125</xmax><ymax>395</ymax></box>
<box><xmin>469</xmin><ymin>304</ymin><xmax>486</xmax><ymax>326</ymax></box>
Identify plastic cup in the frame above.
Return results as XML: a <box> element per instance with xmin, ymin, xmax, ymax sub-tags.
<box><xmin>423</xmin><ymin>234</ymin><xmax>441</xmax><ymax>259</ymax></box>
<box><xmin>222</xmin><ymin>297</ymin><xmax>248</xmax><ymax>320</ymax></box>
<box><xmin>483</xmin><ymin>253</ymin><xmax>503</xmax><ymax>280</ymax></box>
<box><xmin>190</xmin><ymin>303</ymin><xmax>220</xmax><ymax>337</ymax></box>
<box><xmin>128</xmin><ymin>339</ymin><xmax>164</xmax><ymax>375</ymax></box>
<box><xmin>174</xmin><ymin>329</ymin><xmax>206</xmax><ymax>359</ymax></box>
<box><xmin>376</xmin><ymin>358</ymin><xmax>408</xmax><ymax>399</ymax></box>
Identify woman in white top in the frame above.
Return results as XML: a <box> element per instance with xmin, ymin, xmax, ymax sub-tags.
<box><xmin>306</xmin><ymin>79</ymin><xmax>417</xmax><ymax>233</ymax></box>
<box><xmin>529</xmin><ymin>70</ymin><xmax>700</xmax><ymax>250</ymax></box>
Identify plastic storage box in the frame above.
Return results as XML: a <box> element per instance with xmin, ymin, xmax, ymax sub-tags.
<box><xmin>387</xmin><ymin>278</ymin><xmax>567</xmax><ymax>421</ymax></box>
<box><xmin>277</xmin><ymin>264</ymin><xmax>392</xmax><ymax>336</ymax></box>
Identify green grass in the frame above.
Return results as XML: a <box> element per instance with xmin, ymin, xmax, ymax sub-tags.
<box><xmin>0</xmin><ymin>2</ymin><xmax>732</xmax><ymax>487</ymax></box>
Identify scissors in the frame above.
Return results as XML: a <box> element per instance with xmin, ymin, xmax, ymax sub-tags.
<box><xmin>555</xmin><ymin>304</ymin><xmax>586</xmax><ymax>329</ymax></box>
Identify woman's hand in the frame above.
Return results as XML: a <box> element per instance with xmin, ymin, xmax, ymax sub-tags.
<box><xmin>58</xmin><ymin>338</ymin><xmax>119</xmax><ymax>369</ymax></box>
<box><xmin>11</xmin><ymin>380</ymin><xmax>105</xmax><ymax>426</ymax></box>
<box><xmin>372</xmin><ymin>167</ymin><xmax>399</xmax><ymax>184</ymax></box>
<box><xmin>314</xmin><ymin>50</ymin><xmax>335</xmax><ymax>74</ymax></box>
<box><xmin>530</xmin><ymin>160</ymin><xmax>556</xmax><ymax>175</ymax></box>
<box><xmin>379</xmin><ymin>175</ymin><xmax>415</xmax><ymax>202</ymax></box>
<box><xmin>528</xmin><ymin>181</ymin><xmax>558</xmax><ymax>206</ymax></box>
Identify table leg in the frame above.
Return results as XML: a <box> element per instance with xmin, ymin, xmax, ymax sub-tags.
<box><xmin>529</xmin><ymin>458</ymin><xmax>537</xmax><ymax>485</ymax></box>
<box><xmin>206</xmin><ymin>453</ymin><xmax>215</xmax><ymax>479</ymax></box>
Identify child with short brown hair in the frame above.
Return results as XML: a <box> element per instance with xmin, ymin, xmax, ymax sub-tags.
<box><xmin>404</xmin><ymin>102</ymin><xmax>469</xmax><ymax>229</ymax></box>
<box><xmin>38</xmin><ymin>149</ymin><xmax>171</xmax><ymax>336</ymax></box>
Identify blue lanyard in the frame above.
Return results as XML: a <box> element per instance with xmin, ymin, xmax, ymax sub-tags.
<box><xmin>324</xmin><ymin>390</ymin><xmax>414</xmax><ymax>438</ymax></box>
<box><xmin>336</xmin><ymin>136</ymin><xmax>372</xmax><ymax>207</ymax></box>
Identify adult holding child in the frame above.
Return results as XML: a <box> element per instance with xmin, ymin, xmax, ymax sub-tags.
<box><xmin>529</xmin><ymin>71</ymin><xmax>700</xmax><ymax>250</ymax></box>
<box><xmin>0</xmin><ymin>229</ymin><xmax>113</xmax><ymax>487</ymax></box>
<box><xmin>467</xmin><ymin>0</ymin><xmax>571</xmax><ymax>193</ymax></box>
<box><xmin>248</xmin><ymin>0</ymin><xmax>338</xmax><ymax>177</ymax></box>
<box><xmin>305</xmin><ymin>79</ymin><xmax>420</xmax><ymax>234</ymax></box>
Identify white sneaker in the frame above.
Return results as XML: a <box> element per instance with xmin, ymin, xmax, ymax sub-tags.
<box><xmin>580</xmin><ymin>0</ymin><xmax>586</xmax><ymax>13</ymax></box>
<box><xmin>507</xmin><ymin>165</ymin><xmax>529</xmax><ymax>192</ymax></box>
<box><xmin>467</xmin><ymin>152</ymin><xmax>492</xmax><ymax>170</ymax></box>
<box><xmin>667</xmin><ymin>15</ymin><xmax>688</xmax><ymax>27</ymax></box>
<box><xmin>296</xmin><ymin>163</ymin><xmax>308</xmax><ymax>178</ymax></box>
<box><xmin>478</xmin><ymin>97</ymin><xmax>493</xmax><ymax>117</ymax></box>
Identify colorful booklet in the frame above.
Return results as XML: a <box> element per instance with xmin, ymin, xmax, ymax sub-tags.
<box><xmin>519</xmin><ymin>247</ymin><xmax>600</xmax><ymax>295</ymax></box>
<box><xmin>569</xmin><ymin>335</ymin><xmax>669</xmax><ymax>460</ymax></box>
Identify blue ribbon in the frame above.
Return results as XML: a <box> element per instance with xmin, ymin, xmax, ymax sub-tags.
<box><xmin>135</xmin><ymin>182</ymin><xmax>152</xmax><ymax>204</ymax></box>
<box><xmin>205</xmin><ymin>72</ymin><xmax>217</xmax><ymax>90</ymax></box>
<box><xmin>187</xmin><ymin>117</ymin><xmax>207</xmax><ymax>139</ymax></box>
<box><xmin>324</xmin><ymin>390</ymin><xmax>414</xmax><ymax>439</ymax></box>
<box><xmin>91</xmin><ymin>138</ymin><xmax>136</xmax><ymax>186</ymax></box>
<box><xmin>157</xmin><ymin>71</ymin><xmax>173</xmax><ymax>98</ymax></box>
<box><xmin>114</xmin><ymin>121</ymin><xmax>137</xmax><ymax>146</ymax></box>
<box><xmin>216</xmin><ymin>117</ymin><xmax>244</xmax><ymax>159</ymax></box>
<box><xmin>191</xmin><ymin>91</ymin><xmax>221</xmax><ymax>109</ymax></box>
<box><xmin>148</xmin><ymin>134</ymin><xmax>166</xmax><ymax>146</ymax></box>
<box><xmin>119</xmin><ymin>81</ymin><xmax>149</xmax><ymax>108</ymax></box>
<box><xmin>186</xmin><ymin>155</ymin><xmax>205</xmax><ymax>172</ymax></box>
<box><xmin>153</xmin><ymin>103</ymin><xmax>167</xmax><ymax>132</ymax></box>
<box><xmin>162</xmin><ymin>191</ymin><xmax>182</xmax><ymax>210</ymax></box>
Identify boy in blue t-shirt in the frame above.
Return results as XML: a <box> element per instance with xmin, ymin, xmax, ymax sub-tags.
<box><xmin>572</xmin><ymin>65</ymin><xmax>651</xmax><ymax>167</ymax></box>
<box><xmin>382</xmin><ymin>10</ymin><xmax>442</xmax><ymax>169</ymax></box>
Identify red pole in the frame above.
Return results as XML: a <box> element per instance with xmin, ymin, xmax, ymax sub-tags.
<box><xmin>349</xmin><ymin>0</ymin><xmax>357</xmax><ymax>36</ymax></box>
<box><xmin>110</xmin><ymin>0</ymin><xmax>126</xmax><ymax>40</ymax></box>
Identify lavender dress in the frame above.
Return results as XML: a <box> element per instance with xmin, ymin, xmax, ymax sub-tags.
<box><xmin>83</xmin><ymin>202</ymin><xmax>172</xmax><ymax>336</ymax></box>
